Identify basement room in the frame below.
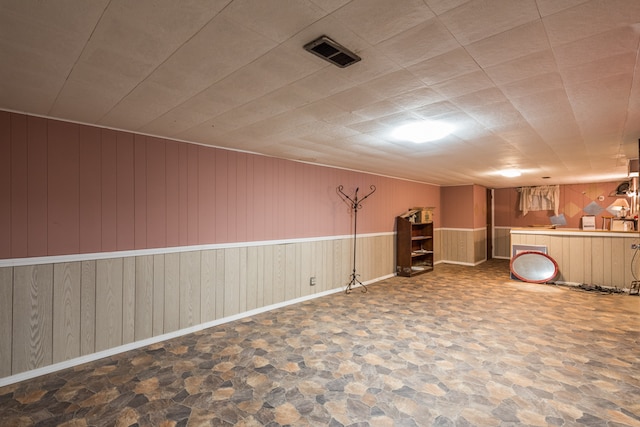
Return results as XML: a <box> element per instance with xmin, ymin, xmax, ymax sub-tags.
<box><xmin>1</xmin><ymin>1</ymin><xmax>639</xmax><ymax>425</ymax></box>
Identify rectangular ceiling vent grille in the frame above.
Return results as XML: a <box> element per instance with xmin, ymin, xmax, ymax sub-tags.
<box><xmin>304</xmin><ymin>35</ymin><xmax>361</xmax><ymax>68</ymax></box>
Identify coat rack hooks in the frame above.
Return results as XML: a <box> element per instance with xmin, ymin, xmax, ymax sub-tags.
<box><xmin>337</xmin><ymin>184</ymin><xmax>376</xmax><ymax>294</ymax></box>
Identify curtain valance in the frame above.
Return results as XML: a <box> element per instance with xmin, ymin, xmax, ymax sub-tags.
<box><xmin>518</xmin><ymin>185</ymin><xmax>559</xmax><ymax>216</ymax></box>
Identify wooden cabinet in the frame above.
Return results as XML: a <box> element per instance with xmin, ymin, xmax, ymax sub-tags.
<box><xmin>396</xmin><ymin>216</ymin><xmax>433</xmax><ymax>277</ymax></box>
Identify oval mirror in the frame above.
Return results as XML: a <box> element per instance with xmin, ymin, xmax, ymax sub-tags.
<box><xmin>510</xmin><ymin>251</ymin><xmax>558</xmax><ymax>283</ymax></box>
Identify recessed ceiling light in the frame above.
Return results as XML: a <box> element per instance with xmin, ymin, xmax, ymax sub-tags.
<box><xmin>500</xmin><ymin>169</ymin><xmax>522</xmax><ymax>178</ymax></box>
<box><xmin>391</xmin><ymin>121</ymin><xmax>453</xmax><ymax>143</ymax></box>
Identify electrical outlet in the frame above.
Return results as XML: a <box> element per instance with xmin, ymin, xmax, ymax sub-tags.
<box><xmin>310</xmin><ymin>277</ymin><xmax>316</xmax><ymax>286</ymax></box>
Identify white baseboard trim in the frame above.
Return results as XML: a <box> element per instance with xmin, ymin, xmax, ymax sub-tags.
<box><xmin>0</xmin><ymin>273</ymin><xmax>394</xmax><ymax>387</ymax></box>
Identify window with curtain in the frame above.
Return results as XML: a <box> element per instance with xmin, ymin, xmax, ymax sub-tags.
<box><xmin>518</xmin><ymin>185</ymin><xmax>560</xmax><ymax>216</ymax></box>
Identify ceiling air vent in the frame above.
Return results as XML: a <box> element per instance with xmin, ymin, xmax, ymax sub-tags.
<box><xmin>303</xmin><ymin>35</ymin><xmax>361</xmax><ymax>68</ymax></box>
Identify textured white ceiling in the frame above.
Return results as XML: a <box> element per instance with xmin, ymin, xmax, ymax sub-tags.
<box><xmin>1</xmin><ymin>0</ymin><xmax>639</xmax><ymax>187</ymax></box>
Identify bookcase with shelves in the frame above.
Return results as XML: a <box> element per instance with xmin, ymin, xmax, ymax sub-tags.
<box><xmin>396</xmin><ymin>216</ymin><xmax>434</xmax><ymax>277</ymax></box>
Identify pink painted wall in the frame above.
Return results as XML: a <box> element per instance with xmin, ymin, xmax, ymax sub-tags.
<box><xmin>441</xmin><ymin>185</ymin><xmax>473</xmax><ymax>228</ymax></box>
<box><xmin>473</xmin><ymin>185</ymin><xmax>487</xmax><ymax>229</ymax></box>
<box><xmin>494</xmin><ymin>181</ymin><xmax>626</xmax><ymax>229</ymax></box>
<box><xmin>0</xmin><ymin>112</ymin><xmax>441</xmax><ymax>259</ymax></box>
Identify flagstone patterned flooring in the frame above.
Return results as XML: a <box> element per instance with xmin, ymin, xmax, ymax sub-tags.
<box><xmin>1</xmin><ymin>259</ymin><xmax>639</xmax><ymax>426</ymax></box>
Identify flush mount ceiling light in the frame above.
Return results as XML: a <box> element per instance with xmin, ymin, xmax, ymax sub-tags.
<box><xmin>500</xmin><ymin>169</ymin><xmax>522</xmax><ymax>178</ymax></box>
<box><xmin>303</xmin><ymin>35</ymin><xmax>361</xmax><ymax>68</ymax></box>
<box><xmin>391</xmin><ymin>121</ymin><xmax>453</xmax><ymax>143</ymax></box>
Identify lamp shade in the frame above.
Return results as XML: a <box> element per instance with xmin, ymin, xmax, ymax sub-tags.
<box><xmin>611</xmin><ymin>198</ymin><xmax>630</xmax><ymax>210</ymax></box>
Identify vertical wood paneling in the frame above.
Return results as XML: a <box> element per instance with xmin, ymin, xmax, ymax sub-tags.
<box><xmin>101</xmin><ymin>130</ymin><xmax>118</xmax><ymax>252</ymax></box>
<box><xmin>134</xmin><ymin>135</ymin><xmax>147</xmax><ymax>249</ymax></box>
<box><xmin>0</xmin><ymin>267</ymin><xmax>13</xmax><ymax>377</ymax></box>
<box><xmin>79</xmin><ymin>126</ymin><xmax>102</xmax><ymax>253</ymax></box>
<box><xmin>187</xmin><ymin>145</ymin><xmax>199</xmax><ymax>245</ymax></box>
<box><xmin>179</xmin><ymin>251</ymin><xmax>201</xmax><ymax>328</ymax></box>
<box><xmin>285</xmin><ymin>244</ymin><xmax>296</xmax><ymax>300</ymax></box>
<box><xmin>135</xmin><ymin>256</ymin><xmax>154</xmax><ymax>341</ymax></box>
<box><xmin>0</xmin><ymin>112</ymin><xmax>11</xmax><ymax>258</ymax></box>
<box><xmin>215</xmin><ymin>150</ymin><xmax>228</xmax><ymax>243</ymax></box>
<box><xmin>201</xmin><ymin>250</ymin><xmax>216</xmax><ymax>322</ymax></box>
<box><xmin>239</xmin><ymin>247</ymin><xmax>247</xmax><ymax>313</ymax></box>
<box><xmin>164</xmin><ymin>253</ymin><xmax>180</xmax><ymax>333</ymax></box>
<box><xmin>11</xmin><ymin>113</ymin><xmax>28</xmax><ymax>257</ymax></box>
<box><xmin>299</xmin><ymin>242</ymin><xmax>312</xmax><ymax>297</ymax></box>
<box><xmin>591</xmin><ymin>237</ymin><xmax>604</xmax><ymax>285</ymax></box>
<box><xmin>80</xmin><ymin>260</ymin><xmax>96</xmax><ymax>355</ymax></box>
<box><xmin>122</xmin><ymin>258</ymin><xmax>136</xmax><ymax>344</ymax></box>
<box><xmin>224</xmin><ymin>247</ymin><xmax>240</xmax><ymax>317</ymax></box>
<box><xmin>165</xmin><ymin>142</ymin><xmax>181</xmax><ymax>247</ymax></box>
<box><xmin>255</xmin><ymin>246</ymin><xmax>265</xmax><ymax>308</ymax></box>
<box><xmin>227</xmin><ymin>152</ymin><xmax>238</xmax><ymax>242</ymax></box>
<box><xmin>12</xmin><ymin>264</ymin><xmax>53</xmax><ymax>374</ymax></box>
<box><xmin>263</xmin><ymin>245</ymin><xmax>274</xmax><ymax>306</ymax></box>
<box><xmin>27</xmin><ymin>116</ymin><xmax>48</xmax><ymax>256</ymax></box>
<box><xmin>52</xmin><ymin>262</ymin><xmax>81</xmax><ymax>363</ymax></box>
<box><xmin>146</xmin><ymin>137</ymin><xmax>167</xmax><ymax>248</ymax></box>
<box><xmin>215</xmin><ymin>250</ymin><xmax>225</xmax><ymax>318</ymax></box>
<box><xmin>611</xmin><ymin>238</ymin><xmax>625</xmax><ymax>287</ymax></box>
<box><xmin>198</xmin><ymin>146</ymin><xmax>216</xmax><ymax>243</ymax></box>
<box><xmin>178</xmin><ymin>144</ymin><xmax>189</xmax><ymax>246</ymax></box>
<box><xmin>246</xmin><ymin>246</ymin><xmax>259</xmax><ymax>309</ymax></box>
<box><xmin>116</xmin><ymin>132</ymin><xmax>135</xmax><ymax>250</ymax></box>
<box><xmin>48</xmin><ymin>121</ymin><xmax>80</xmax><ymax>254</ymax></box>
<box><xmin>273</xmin><ymin>245</ymin><xmax>286</xmax><ymax>303</ymax></box>
<box><xmin>237</xmin><ymin>153</ymin><xmax>249</xmax><ymax>242</ymax></box>
<box><xmin>152</xmin><ymin>254</ymin><xmax>165</xmax><ymax>336</ymax></box>
<box><xmin>95</xmin><ymin>258</ymin><xmax>123</xmax><ymax>351</ymax></box>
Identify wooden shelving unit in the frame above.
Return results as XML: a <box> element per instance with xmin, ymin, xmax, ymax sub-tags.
<box><xmin>396</xmin><ymin>216</ymin><xmax>434</xmax><ymax>277</ymax></box>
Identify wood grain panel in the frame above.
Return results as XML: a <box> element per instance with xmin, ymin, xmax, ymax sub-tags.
<box><xmin>146</xmin><ymin>137</ymin><xmax>167</xmax><ymax>248</ymax></box>
<box><xmin>116</xmin><ymin>132</ymin><xmax>135</xmax><ymax>250</ymax></box>
<box><xmin>135</xmin><ymin>256</ymin><xmax>154</xmax><ymax>341</ymax></box>
<box><xmin>134</xmin><ymin>135</ymin><xmax>147</xmax><ymax>249</ymax></box>
<box><xmin>165</xmin><ymin>142</ymin><xmax>181</xmax><ymax>247</ymax></box>
<box><xmin>27</xmin><ymin>116</ymin><xmax>48</xmax><ymax>256</ymax></box>
<box><xmin>215</xmin><ymin>250</ymin><xmax>225</xmax><ymax>318</ymax></box>
<box><xmin>122</xmin><ymin>257</ymin><xmax>135</xmax><ymax>344</ymax></box>
<box><xmin>79</xmin><ymin>126</ymin><xmax>102</xmax><ymax>253</ymax></box>
<box><xmin>223</xmin><ymin>247</ymin><xmax>240</xmax><ymax>317</ymax></box>
<box><xmin>246</xmin><ymin>246</ymin><xmax>259</xmax><ymax>309</ymax></box>
<box><xmin>590</xmin><ymin>237</ymin><xmax>605</xmax><ymax>285</ymax></box>
<box><xmin>285</xmin><ymin>244</ymin><xmax>296</xmax><ymax>300</ymax></box>
<box><xmin>12</xmin><ymin>264</ymin><xmax>53</xmax><ymax>374</ymax></box>
<box><xmin>164</xmin><ymin>253</ymin><xmax>180</xmax><ymax>333</ymax></box>
<box><xmin>272</xmin><ymin>245</ymin><xmax>286</xmax><ymax>304</ymax></box>
<box><xmin>0</xmin><ymin>112</ymin><xmax>11</xmax><ymax>258</ymax></box>
<box><xmin>200</xmin><ymin>250</ymin><xmax>217</xmax><ymax>323</ymax></box>
<box><xmin>0</xmin><ymin>267</ymin><xmax>12</xmax><ymax>377</ymax></box>
<box><xmin>197</xmin><ymin>146</ymin><xmax>216</xmax><ymax>243</ymax></box>
<box><xmin>95</xmin><ymin>258</ymin><xmax>123</xmax><ymax>351</ymax></box>
<box><xmin>179</xmin><ymin>251</ymin><xmax>201</xmax><ymax>328</ymax></box>
<box><xmin>53</xmin><ymin>262</ymin><xmax>81</xmax><ymax>363</ymax></box>
<box><xmin>610</xmin><ymin>237</ymin><xmax>625</xmax><ymax>287</ymax></box>
<box><xmin>299</xmin><ymin>242</ymin><xmax>312</xmax><ymax>297</ymax></box>
<box><xmin>101</xmin><ymin>130</ymin><xmax>118</xmax><ymax>252</ymax></box>
<box><xmin>238</xmin><ymin>247</ymin><xmax>247</xmax><ymax>314</ymax></box>
<box><xmin>152</xmin><ymin>254</ymin><xmax>165</xmax><ymax>336</ymax></box>
<box><xmin>262</xmin><ymin>245</ymin><xmax>274</xmax><ymax>306</ymax></box>
<box><xmin>187</xmin><ymin>145</ymin><xmax>199</xmax><ymax>245</ymax></box>
<box><xmin>80</xmin><ymin>260</ymin><xmax>96</xmax><ymax>355</ymax></box>
<box><xmin>255</xmin><ymin>246</ymin><xmax>265</xmax><ymax>308</ymax></box>
<box><xmin>48</xmin><ymin>121</ymin><xmax>80</xmax><ymax>255</ymax></box>
<box><xmin>214</xmin><ymin>150</ymin><xmax>228</xmax><ymax>243</ymax></box>
<box><xmin>10</xmin><ymin>113</ymin><xmax>28</xmax><ymax>257</ymax></box>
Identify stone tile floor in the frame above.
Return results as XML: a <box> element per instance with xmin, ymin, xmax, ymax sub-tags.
<box><xmin>1</xmin><ymin>259</ymin><xmax>639</xmax><ymax>426</ymax></box>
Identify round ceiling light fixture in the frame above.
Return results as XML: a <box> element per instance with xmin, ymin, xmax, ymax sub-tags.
<box><xmin>500</xmin><ymin>169</ymin><xmax>522</xmax><ymax>178</ymax></box>
<box><xmin>391</xmin><ymin>121</ymin><xmax>453</xmax><ymax>143</ymax></box>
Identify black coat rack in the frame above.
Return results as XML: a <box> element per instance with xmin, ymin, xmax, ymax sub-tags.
<box><xmin>337</xmin><ymin>184</ymin><xmax>376</xmax><ymax>294</ymax></box>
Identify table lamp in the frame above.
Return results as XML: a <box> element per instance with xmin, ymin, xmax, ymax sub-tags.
<box><xmin>611</xmin><ymin>198</ymin><xmax>630</xmax><ymax>218</ymax></box>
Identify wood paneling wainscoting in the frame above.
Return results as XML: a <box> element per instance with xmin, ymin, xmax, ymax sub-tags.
<box><xmin>438</xmin><ymin>228</ymin><xmax>487</xmax><ymax>266</ymax></box>
<box><xmin>493</xmin><ymin>227</ymin><xmax>512</xmax><ymax>259</ymax></box>
<box><xmin>511</xmin><ymin>229</ymin><xmax>639</xmax><ymax>289</ymax></box>
<box><xmin>0</xmin><ymin>233</ymin><xmax>394</xmax><ymax>384</ymax></box>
